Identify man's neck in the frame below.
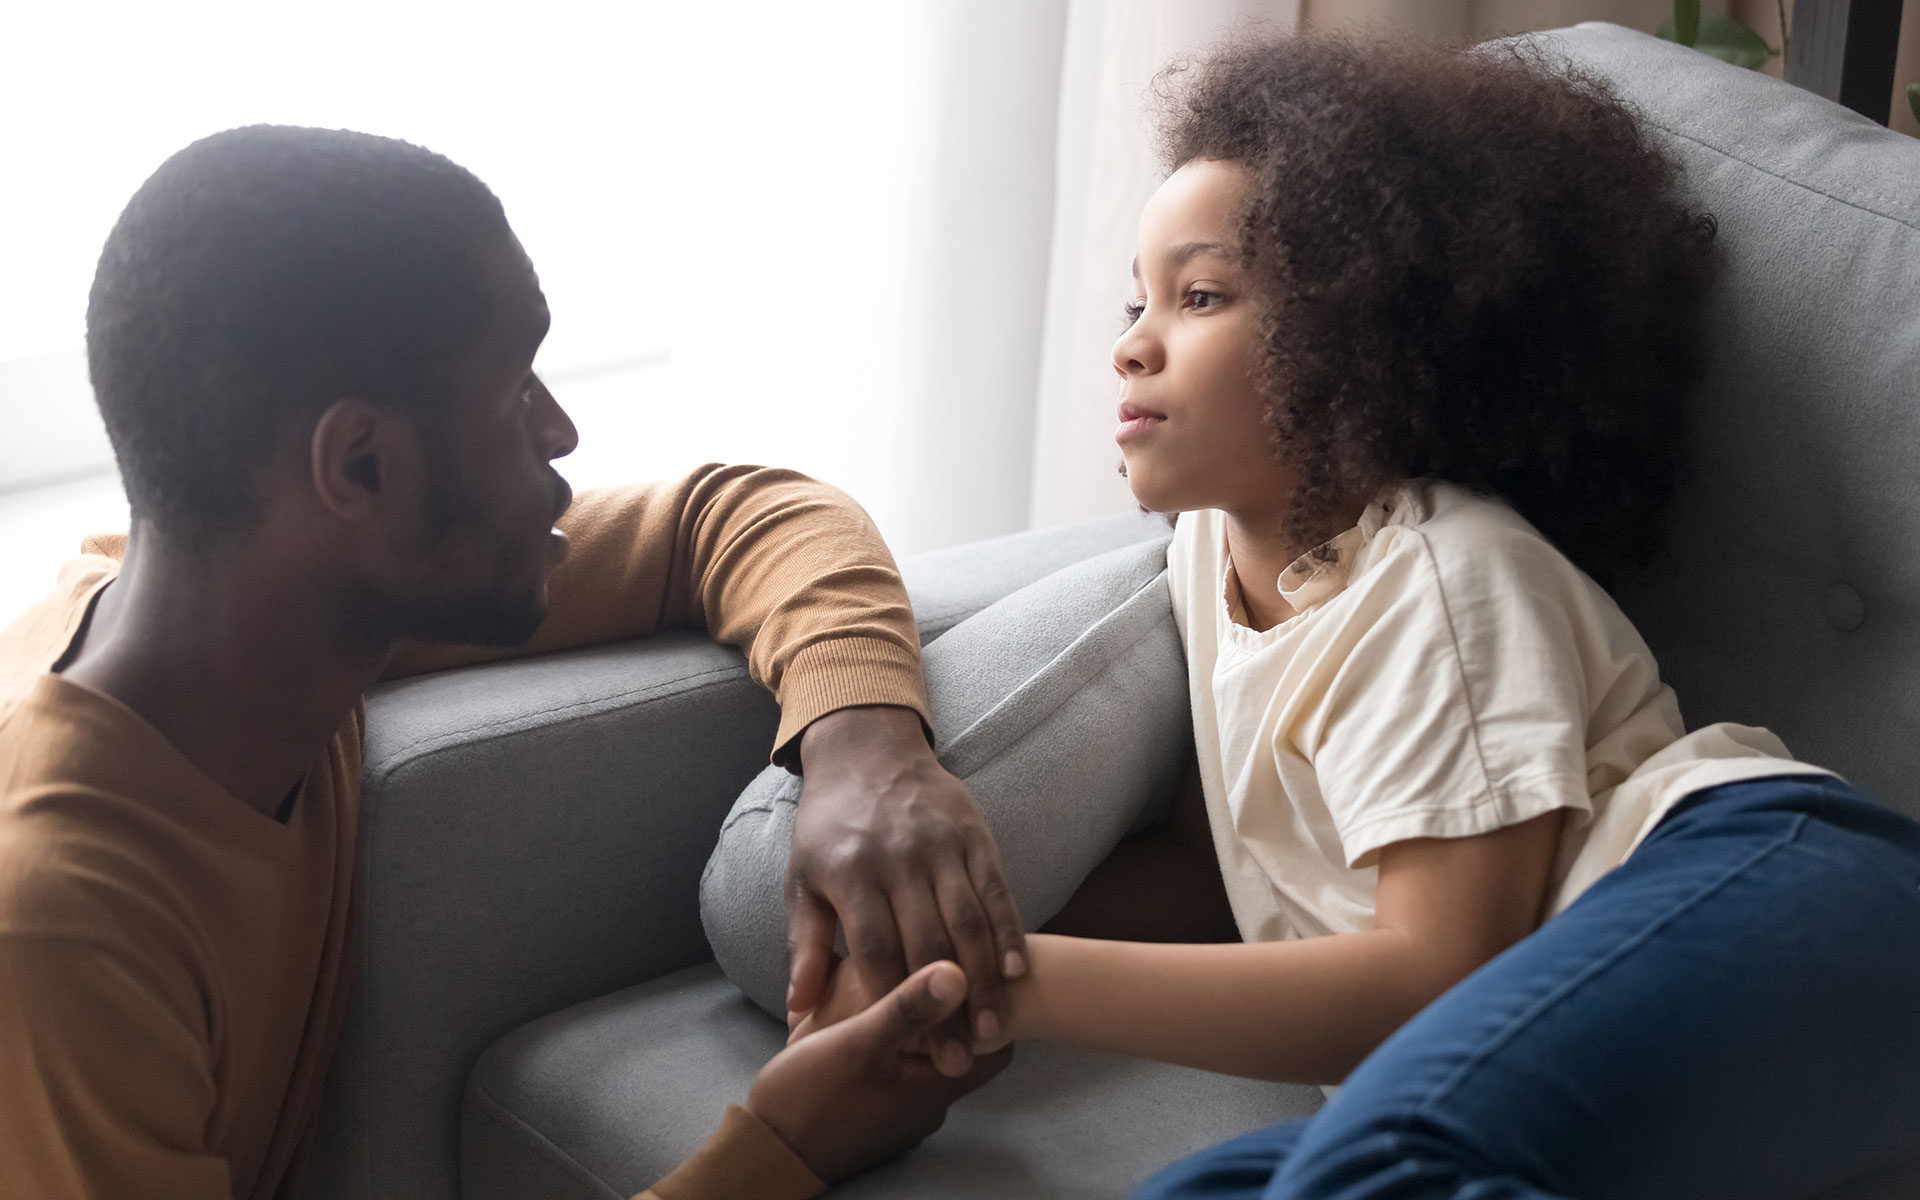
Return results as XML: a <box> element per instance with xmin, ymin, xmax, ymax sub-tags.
<box><xmin>62</xmin><ymin>525</ymin><xmax>389</xmax><ymax>818</ymax></box>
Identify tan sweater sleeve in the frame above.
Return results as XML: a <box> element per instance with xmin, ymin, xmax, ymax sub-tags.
<box><xmin>635</xmin><ymin>1105</ymin><xmax>826</xmax><ymax>1200</ymax></box>
<box><xmin>0</xmin><ymin>933</ymin><xmax>231</xmax><ymax>1199</ymax></box>
<box><xmin>382</xmin><ymin>464</ymin><xmax>929</xmax><ymax>762</ymax></box>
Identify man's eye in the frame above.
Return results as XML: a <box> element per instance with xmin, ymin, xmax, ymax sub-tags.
<box><xmin>1122</xmin><ymin>300</ymin><xmax>1145</xmax><ymax>325</ymax></box>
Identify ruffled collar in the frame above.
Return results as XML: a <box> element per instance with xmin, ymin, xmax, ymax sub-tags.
<box><xmin>1269</xmin><ymin>481</ymin><xmax>1424</xmax><ymax>612</ymax></box>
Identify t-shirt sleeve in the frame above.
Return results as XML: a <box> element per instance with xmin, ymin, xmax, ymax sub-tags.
<box><xmin>635</xmin><ymin>1104</ymin><xmax>826</xmax><ymax>1200</ymax></box>
<box><xmin>382</xmin><ymin>464</ymin><xmax>929</xmax><ymax>764</ymax></box>
<box><xmin>0</xmin><ymin>933</ymin><xmax>231</xmax><ymax>1199</ymax></box>
<box><xmin>1296</xmin><ymin>523</ymin><xmax>1594</xmax><ymax>869</ymax></box>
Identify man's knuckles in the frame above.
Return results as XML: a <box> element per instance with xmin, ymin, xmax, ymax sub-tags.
<box><xmin>852</xmin><ymin>929</ymin><xmax>904</xmax><ymax>970</ymax></box>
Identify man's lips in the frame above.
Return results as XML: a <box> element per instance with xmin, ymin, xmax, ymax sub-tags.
<box><xmin>1116</xmin><ymin>401</ymin><xmax>1167</xmax><ymax>445</ymax></box>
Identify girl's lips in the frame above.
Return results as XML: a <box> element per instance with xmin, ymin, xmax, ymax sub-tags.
<box><xmin>1116</xmin><ymin>403</ymin><xmax>1167</xmax><ymax>445</ymax></box>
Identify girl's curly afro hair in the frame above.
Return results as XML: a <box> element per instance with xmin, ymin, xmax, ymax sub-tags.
<box><xmin>1154</xmin><ymin>32</ymin><xmax>1718</xmax><ymax>586</ymax></box>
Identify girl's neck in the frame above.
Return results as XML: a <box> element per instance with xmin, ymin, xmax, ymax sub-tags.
<box><xmin>1221</xmin><ymin>492</ymin><xmax>1376</xmax><ymax>633</ymax></box>
<box><xmin>1222</xmin><ymin>515</ymin><xmax>1306</xmax><ymax>633</ymax></box>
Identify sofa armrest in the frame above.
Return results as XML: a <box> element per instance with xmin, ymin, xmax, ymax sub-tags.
<box><xmin>308</xmin><ymin>509</ymin><xmax>1171</xmax><ymax>1200</ymax></box>
<box><xmin>311</xmin><ymin>633</ymin><xmax>780</xmax><ymax>1200</ymax></box>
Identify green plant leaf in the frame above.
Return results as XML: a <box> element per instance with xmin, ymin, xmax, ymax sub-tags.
<box><xmin>1673</xmin><ymin>0</ymin><xmax>1701</xmax><ymax>46</ymax></box>
<box><xmin>1691</xmin><ymin>15</ymin><xmax>1773</xmax><ymax>68</ymax></box>
<box><xmin>1908</xmin><ymin>82</ymin><xmax>1920</xmax><ymax>124</ymax></box>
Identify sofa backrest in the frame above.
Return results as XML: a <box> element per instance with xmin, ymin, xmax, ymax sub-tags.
<box><xmin>1544</xmin><ymin>24</ymin><xmax>1919</xmax><ymax>817</ymax></box>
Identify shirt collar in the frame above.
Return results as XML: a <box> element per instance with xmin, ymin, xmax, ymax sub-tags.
<box><xmin>1273</xmin><ymin>482</ymin><xmax>1418</xmax><ymax>611</ymax></box>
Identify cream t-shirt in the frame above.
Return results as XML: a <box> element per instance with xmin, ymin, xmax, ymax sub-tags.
<box><xmin>1169</xmin><ymin>480</ymin><xmax>1830</xmax><ymax>943</ymax></box>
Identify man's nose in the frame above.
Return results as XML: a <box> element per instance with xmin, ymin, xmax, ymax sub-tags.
<box><xmin>532</xmin><ymin>377</ymin><xmax>579</xmax><ymax>460</ymax></box>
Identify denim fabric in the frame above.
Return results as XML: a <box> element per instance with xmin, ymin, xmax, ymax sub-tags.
<box><xmin>1134</xmin><ymin>776</ymin><xmax>1920</xmax><ymax>1200</ymax></box>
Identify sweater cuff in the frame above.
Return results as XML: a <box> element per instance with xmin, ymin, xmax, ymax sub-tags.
<box><xmin>637</xmin><ymin>1105</ymin><xmax>826</xmax><ymax>1200</ymax></box>
<box><xmin>772</xmin><ymin>636</ymin><xmax>931</xmax><ymax>770</ymax></box>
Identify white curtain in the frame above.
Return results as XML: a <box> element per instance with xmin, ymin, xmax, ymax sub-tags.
<box><xmin>1031</xmin><ymin>0</ymin><xmax>1301</xmax><ymax>533</ymax></box>
<box><xmin>664</xmin><ymin>0</ymin><xmax>1304</xmax><ymax>552</ymax></box>
<box><xmin>658</xmin><ymin>1</ymin><xmax>1072</xmax><ymax>556</ymax></box>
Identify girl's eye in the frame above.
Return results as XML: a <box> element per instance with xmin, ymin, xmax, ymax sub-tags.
<box><xmin>1185</xmin><ymin>288</ymin><xmax>1223</xmax><ymax>311</ymax></box>
<box><xmin>1122</xmin><ymin>299</ymin><xmax>1145</xmax><ymax>325</ymax></box>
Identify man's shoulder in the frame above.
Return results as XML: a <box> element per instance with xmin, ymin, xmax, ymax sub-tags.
<box><xmin>0</xmin><ymin>749</ymin><xmax>210</xmax><ymax>1037</ymax></box>
<box><xmin>1</xmin><ymin>552</ymin><xmax>119</xmax><ymax>706</ymax></box>
<box><xmin>2</xmin><ymin>681</ymin><xmax>195</xmax><ymax>940</ymax></box>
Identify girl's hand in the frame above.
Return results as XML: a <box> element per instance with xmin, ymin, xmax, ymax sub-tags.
<box><xmin>969</xmin><ymin>933</ymin><xmax>1047</xmax><ymax>1056</ymax></box>
<box><xmin>786</xmin><ymin>956</ymin><xmax>881</xmax><ymax>1043</ymax></box>
<box><xmin>789</xmin><ymin>956</ymin><xmax>977</xmax><ymax>1077</ymax></box>
<box><xmin>749</xmin><ymin>961</ymin><xmax>1013</xmax><ymax>1183</ymax></box>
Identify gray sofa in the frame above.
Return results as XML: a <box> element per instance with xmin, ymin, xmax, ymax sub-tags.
<box><xmin>308</xmin><ymin>23</ymin><xmax>1920</xmax><ymax>1200</ymax></box>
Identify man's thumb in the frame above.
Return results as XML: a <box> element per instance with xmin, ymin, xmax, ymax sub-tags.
<box><xmin>862</xmin><ymin>961</ymin><xmax>966</xmax><ymax>1047</ymax></box>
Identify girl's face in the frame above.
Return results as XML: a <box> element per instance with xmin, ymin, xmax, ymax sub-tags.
<box><xmin>1113</xmin><ymin>158</ymin><xmax>1295</xmax><ymax>522</ymax></box>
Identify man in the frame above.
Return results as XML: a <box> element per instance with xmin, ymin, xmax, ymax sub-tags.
<box><xmin>0</xmin><ymin>125</ymin><xmax>1019</xmax><ymax>1199</ymax></box>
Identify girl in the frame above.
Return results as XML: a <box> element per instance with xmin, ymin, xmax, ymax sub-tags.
<box><xmin>803</xmin><ymin>32</ymin><xmax>1920</xmax><ymax>1199</ymax></box>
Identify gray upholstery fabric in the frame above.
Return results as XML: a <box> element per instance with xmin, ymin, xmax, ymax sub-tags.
<box><xmin>310</xmin><ymin>514</ymin><xmax>1162</xmax><ymax>1200</ymax></box>
<box><xmin>308</xmin><ymin>635</ymin><xmax>780</xmax><ymax>1200</ymax></box>
<box><xmin>701</xmin><ymin>536</ymin><xmax>1187</xmax><ymax>1016</ymax></box>
<box><xmin>463</xmin><ymin>964</ymin><xmax>1326</xmax><ymax>1200</ymax></box>
<box><xmin>904</xmin><ymin>511</ymin><xmax>1174</xmax><ymax>644</ymax></box>
<box><xmin>1532</xmin><ymin>25</ymin><xmax>1920</xmax><ymax>817</ymax></box>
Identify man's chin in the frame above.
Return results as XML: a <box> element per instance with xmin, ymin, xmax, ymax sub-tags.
<box><xmin>385</xmin><ymin>592</ymin><xmax>549</xmax><ymax>647</ymax></box>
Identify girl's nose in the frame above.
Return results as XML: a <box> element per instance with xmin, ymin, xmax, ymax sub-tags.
<box><xmin>1112</xmin><ymin>317</ymin><xmax>1162</xmax><ymax>378</ymax></box>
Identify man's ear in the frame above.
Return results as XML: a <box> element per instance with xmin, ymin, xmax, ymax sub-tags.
<box><xmin>309</xmin><ymin>397</ymin><xmax>426</xmax><ymax>522</ymax></box>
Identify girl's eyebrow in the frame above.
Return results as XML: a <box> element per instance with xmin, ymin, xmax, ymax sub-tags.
<box><xmin>1132</xmin><ymin>241</ymin><xmax>1232</xmax><ymax>280</ymax></box>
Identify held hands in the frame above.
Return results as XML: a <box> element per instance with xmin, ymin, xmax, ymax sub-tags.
<box><xmin>788</xmin><ymin>952</ymin><xmax>1023</xmax><ymax>1067</ymax></box>
<box><xmin>748</xmin><ymin>961</ymin><xmax>1013</xmax><ymax>1183</ymax></box>
<box><xmin>788</xmin><ymin>705</ymin><xmax>1027</xmax><ymax>1073</ymax></box>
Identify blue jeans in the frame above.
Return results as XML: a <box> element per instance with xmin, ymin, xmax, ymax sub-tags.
<box><xmin>1133</xmin><ymin>775</ymin><xmax>1920</xmax><ymax>1200</ymax></box>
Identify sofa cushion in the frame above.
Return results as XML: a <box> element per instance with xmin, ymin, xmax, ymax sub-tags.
<box><xmin>462</xmin><ymin>963</ymin><xmax>1325</xmax><ymax>1200</ymax></box>
<box><xmin>701</xmin><ymin>535</ymin><xmax>1189</xmax><ymax>1015</ymax></box>
<box><xmin>310</xmin><ymin>512</ymin><xmax>1172</xmax><ymax>1200</ymax></box>
<box><xmin>1544</xmin><ymin>25</ymin><xmax>1920</xmax><ymax>817</ymax></box>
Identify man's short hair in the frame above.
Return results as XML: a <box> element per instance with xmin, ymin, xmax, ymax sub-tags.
<box><xmin>86</xmin><ymin>125</ymin><xmax>512</xmax><ymax>537</ymax></box>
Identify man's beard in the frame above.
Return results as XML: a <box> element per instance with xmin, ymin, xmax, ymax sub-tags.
<box><xmin>357</xmin><ymin>459</ymin><xmax>552</xmax><ymax>647</ymax></box>
<box><xmin>373</xmin><ymin>583</ymin><xmax>547</xmax><ymax>647</ymax></box>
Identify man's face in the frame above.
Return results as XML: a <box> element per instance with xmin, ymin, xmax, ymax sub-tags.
<box><xmin>371</xmin><ymin>237</ymin><xmax>578</xmax><ymax>646</ymax></box>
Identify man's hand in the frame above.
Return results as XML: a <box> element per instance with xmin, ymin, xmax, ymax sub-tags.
<box><xmin>789</xmin><ymin>705</ymin><xmax>1026</xmax><ymax>1074</ymax></box>
<box><xmin>748</xmin><ymin>961</ymin><xmax>1013</xmax><ymax>1183</ymax></box>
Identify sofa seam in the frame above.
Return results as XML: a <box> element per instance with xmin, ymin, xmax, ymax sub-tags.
<box><xmin>465</xmin><ymin>1074</ymin><xmax>627</xmax><ymax>1200</ymax></box>
<box><xmin>940</xmin><ymin>586</ymin><xmax>1178</xmax><ymax>780</ymax></box>
<box><xmin>367</xmin><ymin>663</ymin><xmax>749</xmax><ymax>784</ymax></box>
<box><xmin>1636</xmin><ymin>112</ymin><xmax>1920</xmax><ymax>230</ymax></box>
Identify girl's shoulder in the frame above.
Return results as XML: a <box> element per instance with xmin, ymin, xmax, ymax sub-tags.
<box><xmin>1359</xmin><ymin>481</ymin><xmax>1627</xmax><ymax>646</ymax></box>
<box><xmin>1377</xmin><ymin>480</ymin><xmax>1588</xmax><ymax>589</ymax></box>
